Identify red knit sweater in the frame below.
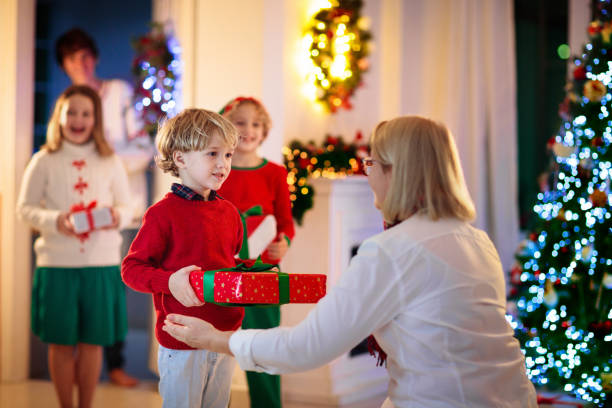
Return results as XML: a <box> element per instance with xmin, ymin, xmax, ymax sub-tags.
<box><xmin>218</xmin><ymin>159</ymin><xmax>295</xmax><ymax>263</ymax></box>
<box><xmin>121</xmin><ymin>192</ymin><xmax>244</xmax><ymax>349</ymax></box>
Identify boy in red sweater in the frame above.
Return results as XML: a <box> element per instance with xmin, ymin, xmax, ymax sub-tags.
<box><xmin>122</xmin><ymin>108</ymin><xmax>243</xmax><ymax>408</ymax></box>
<box><xmin>218</xmin><ymin>97</ymin><xmax>295</xmax><ymax>408</ymax></box>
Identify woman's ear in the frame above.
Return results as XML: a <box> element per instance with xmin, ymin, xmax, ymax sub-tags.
<box><xmin>173</xmin><ymin>151</ymin><xmax>186</xmax><ymax>169</ymax></box>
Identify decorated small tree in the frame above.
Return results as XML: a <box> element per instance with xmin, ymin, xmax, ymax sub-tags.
<box><xmin>131</xmin><ymin>23</ymin><xmax>181</xmax><ymax>137</ymax></box>
<box><xmin>508</xmin><ymin>2</ymin><xmax>612</xmax><ymax>406</ymax></box>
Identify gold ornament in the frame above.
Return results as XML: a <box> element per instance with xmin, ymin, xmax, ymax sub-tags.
<box><xmin>583</xmin><ymin>80</ymin><xmax>607</xmax><ymax>102</ymax></box>
<box><xmin>543</xmin><ymin>279</ymin><xmax>558</xmax><ymax>308</ymax></box>
<box><xmin>603</xmin><ymin>273</ymin><xmax>612</xmax><ymax>289</ymax></box>
<box><xmin>602</xmin><ymin>372</ymin><xmax>612</xmax><ymax>392</ymax></box>
<box><xmin>589</xmin><ymin>190</ymin><xmax>608</xmax><ymax>207</ymax></box>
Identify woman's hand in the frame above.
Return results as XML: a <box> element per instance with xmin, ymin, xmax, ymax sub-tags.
<box><xmin>266</xmin><ymin>233</ymin><xmax>288</xmax><ymax>260</ymax></box>
<box><xmin>56</xmin><ymin>212</ymin><xmax>77</xmax><ymax>236</ymax></box>
<box><xmin>169</xmin><ymin>265</ymin><xmax>204</xmax><ymax>307</ymax></box>
<box><xmin>163</xmin><ymin>314</ymin><xmax>233</xmax><ymax>354</ymax></box>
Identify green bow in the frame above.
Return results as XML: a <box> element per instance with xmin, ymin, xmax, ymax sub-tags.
<box><xmin>238</xmin><ymin>205</ymin><xmax>263</xmax><ymax>259</ymax></box>
<box><xmin>202</xmin><ymin>258</ymin><xmax>289</xmax><ymax>306</ymax></box>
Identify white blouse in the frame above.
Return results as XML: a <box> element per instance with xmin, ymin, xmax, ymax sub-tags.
<box><xmin>229</xmin><ymin>215</ymin><xmax>538</xmax><ymax>407</ymax></box>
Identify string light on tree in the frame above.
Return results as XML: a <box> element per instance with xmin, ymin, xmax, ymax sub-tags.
<box><xmin>509</xmin><ymin>2</ymin><xmax>612</xmax><ymax>405</ymax></box>
<box><xmin>131</xmin><ymin>22</ymin><xmax>181</xmax><ymax>137</ymax></box>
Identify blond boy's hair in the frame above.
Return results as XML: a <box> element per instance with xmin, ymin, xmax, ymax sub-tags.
<box><xmin>43</xmin><ymin>84</ymin><xmax>113</xmax><ymax>157</ymax></box>
<box><xmin>155</xmin><ymin>108</ymin><xmax>239</xmax><ymax>177</ymax></box>
<box><xmin>371</xmin><ymin>116</ymin><xmax>476</xmax><ymax>224</ymax></box>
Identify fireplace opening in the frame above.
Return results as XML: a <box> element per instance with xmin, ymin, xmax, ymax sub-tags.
<box><xmin>348</xmin><ymin>242</ymin><xmax>370</xmax><ymax>358</ymax></box>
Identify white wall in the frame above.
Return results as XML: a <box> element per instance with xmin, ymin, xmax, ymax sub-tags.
<box><xmin>0</xmin><ymin>0</ymin><xmax>35</xmax><ymax>382</ymax></box>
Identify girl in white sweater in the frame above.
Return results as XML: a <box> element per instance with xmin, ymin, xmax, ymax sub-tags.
<box><xmin>17</xmin><ymin>85</ymin><xmax>133</xmax><ymax>408</ymax></box>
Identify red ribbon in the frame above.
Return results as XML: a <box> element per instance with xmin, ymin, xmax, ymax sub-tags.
<box><xmin>536</xmin><ymin>395</ymin><xmax>583</xmax><ymax>407</ymax></box>
<box><xmin>70</xmin><ymin>200</ymin><xmax>97</xmax><ymax>231</ymax></box>
<box><xmin>219</xmin><ymin>96</ymin><xmax>266</xmax><ymax>115</ymax></box>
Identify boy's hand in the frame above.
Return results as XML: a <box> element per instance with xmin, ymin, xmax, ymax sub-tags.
<box><xmin>169</xmin><ymin>265</ymin><xmax>205</xmax><ymax>307</ymax></box>
<box><xmin>266</xmin><ymin>233</ymin><xmax>288</xmax><ymax>261</ymax></box>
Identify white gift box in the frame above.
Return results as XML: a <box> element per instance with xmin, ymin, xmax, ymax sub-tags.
<box><xmin>70</xmin><ymin>207</ymin><xmax>113</xmax><ymax>234</ymax></box>
<box><xmin>246</xmin><ymin>214</ymin><xmax>277</xmax><ymax>259</ymax></box>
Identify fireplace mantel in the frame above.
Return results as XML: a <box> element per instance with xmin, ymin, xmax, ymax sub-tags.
<box><xmin>231</xmin><ymin>177</ymin><xmax>389</xmax><ymax>406</ymax></box>
<box><xmin>280</xmin><ymin>177</ymin><xmax>388</xmax><ymax>406</ymax></box>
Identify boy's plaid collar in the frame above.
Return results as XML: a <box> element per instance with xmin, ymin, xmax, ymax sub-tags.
<box><xmin>171</xmin><ymin>183</ymin><xmax>217</xmax><ymax>201</ymax></box>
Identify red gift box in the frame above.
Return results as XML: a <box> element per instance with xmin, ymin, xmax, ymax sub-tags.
<box><xmin>189</xmin><ymin>266</ymin><xmax>326</xmax><ymax>306</ymax></box>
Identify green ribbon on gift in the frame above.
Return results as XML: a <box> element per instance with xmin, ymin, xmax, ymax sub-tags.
<box><xmin>202</xmin><ymin>258</ymin><xmax>289</xmax><ymax>306</ymax></box>
<box><xmin>238</xmin><ymin>205</ymin><xmax>263</xmax><ymax>259</ymax></box>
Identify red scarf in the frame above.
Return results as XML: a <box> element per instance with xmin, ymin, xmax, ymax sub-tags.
<box><xmin>366</xmin><ymin>220</ymin><xmax>399</xmax><ymax>367</ymax></box>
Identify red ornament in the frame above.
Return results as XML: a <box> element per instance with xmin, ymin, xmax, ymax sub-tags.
<box><xmin>591</xmin><ymin>136</ymin><xmax>604</xmax><ymax>147</ymax></box>
<box><xmin>589</xmin><ymin>320</ymin><xmax>612</xmax><ymax>339</ymax></box>
<box><xmin>326</xmin><ymin>135</ymin><xmax>339</xmax><ymax>145</ymax></box>
<box><xmin>510</xmin><ymin>265</ymin><xmax>522</xmax><ymax>285</ymax></box>
<box><xmin>573</xmin><ymin>65</ymin><xmax>587</xmax><ymax>80</ymax></box>
<box><xmin>529</xmin><ymin>232</ymin><xmax>538</xmax><ymax>241</ymax></box>
<box><xmin>588</xmin><ymin>21</ymin><xmax>602</xmax><ymax>37</ymax></box>
<box><xmin>298</xmin><ymin>158</ymin><xmax>310</xmax><ymax>169</ymax></box>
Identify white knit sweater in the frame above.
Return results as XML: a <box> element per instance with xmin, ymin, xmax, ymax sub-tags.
<box><xmin>17</xmin><ymin>140</ymin><xmax>133</xmax><ymax>267</ymax></box>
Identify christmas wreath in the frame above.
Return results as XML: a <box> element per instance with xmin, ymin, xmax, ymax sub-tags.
<box><xmin>283</xmin><ymin>132</ymin><xmax>369</xmax><ymax>224</ymax></box>
<box><xmin>131</xmin><ymin>22</ymin><xmax>181</xmax><ymax>137</ymax></box>
<box><xmin>301</xmin><ymin>0</ymin><xmax>372</xmax><ymax>113</ymax></box>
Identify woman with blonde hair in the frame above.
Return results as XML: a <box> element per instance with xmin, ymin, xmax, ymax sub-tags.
<box><xmin>162</xmin><ymin>116</ymin><xmax>538</xmax><ymax>407</ymax></box>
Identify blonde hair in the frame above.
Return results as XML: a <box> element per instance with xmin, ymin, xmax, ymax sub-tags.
<box><xmin>42</xmin><ymin>85</ymin><xmax>113</xmax><ymax>156</ymax></box>
<box><xmin>155</xmin><ymin>108</ymin><xmax>239</xmax><ymax>177</ymax></box>
<box><xmin>220</xmin><ymin>97</ymin><xmax>272</xmax><ymax>139</ymax></box>
<box><xmin>371</xmin><ymin>116</ymin><xmax>476</xmax><ymax>224</ymax></box>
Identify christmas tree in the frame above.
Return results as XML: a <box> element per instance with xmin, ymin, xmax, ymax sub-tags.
<box><xmin>509</xmin><ymin>2</ymin><xmax>612</xmax><ymax>406</ymax></box>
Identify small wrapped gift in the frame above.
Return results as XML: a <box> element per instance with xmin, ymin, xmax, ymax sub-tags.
<box><xmin>69</xmin><ymin>201</ymin><xmax>113</xmax><ymax>234</ymax></box>
<box><xmin>239</xmin><ymin>206</ymin><xmax>277</xmax><ymax>259</ymax></box>
<box><xmin>189</xmin><ymin>260</ymin><xmax>326</xmax><ymax>306</ymax></box>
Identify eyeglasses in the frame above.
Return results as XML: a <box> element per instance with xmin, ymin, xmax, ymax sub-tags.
<box><xmin>361</xmin><ymin>157</ymin><xmax>379</xmax><ymax>176</ymax></box>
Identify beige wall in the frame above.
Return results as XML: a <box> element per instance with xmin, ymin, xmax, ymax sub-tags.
<box><xmin>152</xmin><ymin>0</ymin><xmax>395</xmax><ymax>201</ymax></box>
<box><xmin>0</xmin><ymin>0</ymin><xmax>35</xmax><ymax>382</ymax></box>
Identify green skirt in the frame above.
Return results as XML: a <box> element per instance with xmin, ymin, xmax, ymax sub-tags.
<box><xmin>31</xmin><ymin>266</ymin><xmax>127</xmax><ymax>346</ymax></box>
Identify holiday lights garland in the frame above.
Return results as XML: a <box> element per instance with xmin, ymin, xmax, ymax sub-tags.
<box><xmin>283</xmin><ymin>132</ymin><xmax>369</xmax><ymax>224</ymax></box>
<box><xmin>508</xmin><ymin>2</ymin><xmax>612</xmax><ymax>405</ymax></box>
<box><xmin>131</xmin><ymin>23</ymin><xmax>181</xmax><ymax>137</ymax></box>
<box><xmin>300</xmin><ymin>0</ymin><xmax>372</xmax><ymax>113</ymax></box>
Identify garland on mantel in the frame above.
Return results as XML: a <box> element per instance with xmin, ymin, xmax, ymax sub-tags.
<box><xmin>283</xmin><ymin>132</ymin><xmax>369</xmax><ymax>224</ymax></box>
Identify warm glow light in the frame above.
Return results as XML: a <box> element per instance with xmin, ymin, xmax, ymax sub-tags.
<box><xmin>307</xmin><ymin>0</ymin><xmax>333</xmax><ymax>16</ymax></box>
<box><xmin>330</xmin><ymin>55</ymin><xmax>347</xmax><ymax>78</ymax></box>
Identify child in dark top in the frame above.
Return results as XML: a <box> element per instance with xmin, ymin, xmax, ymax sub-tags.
<box><xmin>122</xmin><ymin>108</ymin><xmax>243</xmax><ymax>408</ymax></box>
<box><xmin>218</xmin><ymin>96</ymin><xmax>295</xmax><ymax>408</ymax></box>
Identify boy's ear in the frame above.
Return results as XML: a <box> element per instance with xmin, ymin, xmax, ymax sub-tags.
<box><xmin>172</xmin><ymin>151</ymin><xmax>186</xmax><ymax>168</ymax></box>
